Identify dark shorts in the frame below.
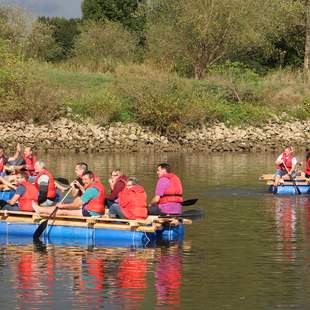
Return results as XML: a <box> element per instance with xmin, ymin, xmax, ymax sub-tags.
<box><xmin>82</xmin><ymin>206</ymin><xmax>103</xmax><ymax>217</ymax></box>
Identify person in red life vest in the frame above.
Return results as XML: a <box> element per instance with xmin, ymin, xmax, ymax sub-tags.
<box><xmin>21</xmin><ymin>146</ymin><xmax>37</xmax><ymax>177</ymax></box>
<box><xmin>56</xmin><ymin>162</ymin><xmax>102</xmax><ymax>197</ymax></box>
<box><xmin>109</xmin><ymin>177</ymin><xmax>148</xmax><ymax>219</ymax></box>
<box><xmin>34</xmin><ymin>160</ymin><xmax>57</xmax><ymax>206</ymax></box>
<box><xmin>0</xmin><ymin>172</ymin><xmax>38</xmax><ymax>211</ymax></box>
<box><xmin>305</xmin><ymin>149</ymin><xmax>310</xmax><ymax>178</ymax></box>
<box><xmin>148</xmin><ymin>163</ymin><xmax>183</xmax><ymax>215</ymax></box>
<box><xmin>33</xmin><ymin>171</ymin><xmax>106</xmax><ymax>217</ymax></box>
<box><xmin>105</xmin><ymin>169</ymin><xmax>128</xmax><ymax>209</ymax></box>
<box><xmin>274</xmin><ymin>146</ymin><xmax>298</xmax><ymax>186</ymax></box>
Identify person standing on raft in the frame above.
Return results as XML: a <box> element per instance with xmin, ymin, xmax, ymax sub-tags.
<box><xmin>148</xmin><ymin>163</ymin><xmax>183</xmax><ymax>215</ymax></box>
<box><xmin>274</xmin><ymin>146</ymin><xmax>298</xmax><ymax>187</ymax></box>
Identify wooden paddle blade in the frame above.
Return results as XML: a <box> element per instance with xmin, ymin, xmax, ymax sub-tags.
<box><xmin>181</xmin><ymin>199</ymin><xmax>198</xmax><ymax>206</ymax></box>
<box><xmin>55</xmin><ymin>177</ymin><xmax>70</xmax><ymax>186</ymax></box>
<box><xmin>33</xmin><ymin>219</ymin><xmax>48</xmax><ymax>240</ymax></box>
<box><xmin>159</xmin><ymin>209</ymin><xmax>203</xmax><ymax>220</ymax></box>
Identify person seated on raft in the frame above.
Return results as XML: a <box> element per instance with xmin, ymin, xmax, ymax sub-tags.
<box><xmin>148</xmin><ymin>163</ymin><xmax>183</xmax><ymax>216</ymax></box>
<box><xmin>274</xmin><ymin>146</ymin><xmax>298</xmax><ymax>186</ymax></box>
<box><xmin>0</xmin><ymin>172</ymin><xmax>38</xmax><ymax>211</ymax></box>
<box><xmin>305</xmin><ymin>148</ymin><xmax>310</xmax><ymax>179</ymax></box>
<box><xmin>105</xmin><ymin>169</ymin><xmax>128</xmax><ymax>208</ymax></box>
<box><xmin>108</xmin><ymin>177</ymin><xmax>148</xmax><ymax>220</ymax></box>
<box><xmin>12</xmin><ymin>146</ymin><xmax>37</xmax><ymax>180</ymax></box>
<box><xmin>32</xmin><ymin>170</ymin><xmax>106</xmax><ymax>217</ymax></box>
<box><xmin>34</xmin><ymin>160</ymin><xmax>57</xmax><ymax>206</ymax></box>
<box><xmin>57</xmin><ymin>162</ymin><xmax>101</xmax><ymax>197</ymax></box>
<box><xmin>0</xmin><ymin>144</ymin><xmax>23</xmax><ymax>176</ymax></box>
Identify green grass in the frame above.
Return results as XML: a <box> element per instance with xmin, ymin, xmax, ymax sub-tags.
<box><xmin>27</xmin><ymin>62</ymin><xmax>310</xmax><ymax>133</ymax></box>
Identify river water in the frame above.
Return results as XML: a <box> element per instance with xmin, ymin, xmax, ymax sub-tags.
<box><xmin>0</xmin><ymin>151</ymin><xmax>309</xmax><ymax>309</ymax></box>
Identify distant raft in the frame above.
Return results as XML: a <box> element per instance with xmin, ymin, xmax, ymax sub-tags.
<box><xmin>259</xmin><ymin>173</ymin><xmax>310</xmax><ymax>195</ymax></box>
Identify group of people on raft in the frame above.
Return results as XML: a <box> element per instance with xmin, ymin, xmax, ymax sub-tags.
<box><xmin>0</xmin><ymin>144</ymin><xmax>184</xmax><ymax>220</ymax></box>
<box><xmin>274</xmin><ymin>145</ymin><xmax>310</xmax><ymax>187</ymax></box>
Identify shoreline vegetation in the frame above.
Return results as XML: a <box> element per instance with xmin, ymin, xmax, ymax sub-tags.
<box><xmin>1</xmin><ymin>1</ymin><xmax>310</xmax><ymax>152</ymax></box>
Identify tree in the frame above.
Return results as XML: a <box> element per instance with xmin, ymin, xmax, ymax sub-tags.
<box><xmin>146</xmin><ymin>0</ymin><xmax>294</xmax><ymax>79</ymax></box>
<box><xmin>82</xmin><ymin>0</ymin><xmax>146</xmax><ymax>33</ymax></box>
<box><xmin>39</xmin><ymin>17</ymin><xmax>81</xmax><ymax>61</ymax></box>
<box><xmin>74</xmin><ymin>20</ymin><xmax>138</xmax><ymax>62</ymax></box>
<box><xmin>0</xmin><ymin>5</ymin><xmax>59</xmax><ymax>61</ymax></box>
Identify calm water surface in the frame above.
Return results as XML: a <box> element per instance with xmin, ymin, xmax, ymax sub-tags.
<box><xmin>0</xmin><ymin>151</ymin><xmax>309</xmax><ymax>309</ymax></box>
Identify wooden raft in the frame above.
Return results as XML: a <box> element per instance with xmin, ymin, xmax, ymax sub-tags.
<box><xmin>259</xmin><ymin>173</ymin><xmax>310</xmax><ymax>186</ymax></box>
<box><xmin>0</xmin><ymin>211</ymin><xmax>191</xmax><ymax>233</ymax></box>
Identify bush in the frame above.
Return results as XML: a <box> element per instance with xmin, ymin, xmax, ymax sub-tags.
<box><xmin>67</xmin><ymin>89</ymin><xmax>130</xmax><ymax>124</ymax></box>
<box><xmin>110</xmin><ymin>64</ymin><xmax>206</xmax><ymax>135</ymax></box>
<box><xmin>0</xmin><ymin>42</ymin><xmax>64</xmax><ymax>123</ymax></box>
<box><xmin>73</xmin><ymin>20</ymin><xmax>139</xmax><ymax>72</ymax></box>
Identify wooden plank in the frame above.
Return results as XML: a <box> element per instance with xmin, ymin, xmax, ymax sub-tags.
<box><xmin>259</xmin><ymin>173</ymin><xmax>307</xmax><ymax>181</ymax></box>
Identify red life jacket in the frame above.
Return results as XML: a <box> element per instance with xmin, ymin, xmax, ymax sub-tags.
<box><xmin>306</xmin><ymin>157</ymin><xmax>310</xmax><ymax>176</ymax></box>
<box><xmin>0</xmin><ymin>156</ymin><xmax>5</xmax><ymax>172</ymax></box>
<box><xmin>277</xmin><ymin>153</ymin><xmax>294</xmax><ymax>171</ymax></box>
<box><xmin>84</xmin><ymin>182</ymin><xmax>105</xmax><ymax>213</ymax></box>
<box><xmin>118</xmin><ymin>185</ymin><xmax>148</xmax><ymax>219</ymax></box>
<box><xmin>93</xmin><ymin>173</ymin><xmax>101</xmax><ymax>183</ymax></box>
<box><xmin>18</xmin><ymin>180</ymin><xmax>38</xmax><ymax>212</ymax></box>
<box><xmin>23</xmin><ymin>155</ymin><xmax>37</xmax><ymax>174</ymax></box>
<box><xmin>158</xmin><ymin>173</ymin><xmax>183</xmax><ymax>204</ymax></box>
<box><xmin>35</xmin><ymin>168</ymin><xmax>56</xmax><ymax>199</ymax></box>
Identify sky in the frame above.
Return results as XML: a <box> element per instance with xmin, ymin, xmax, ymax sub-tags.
<box><xmin>0</xmin><ymin>0</ymin><xmax>83</xmax><ymax>18</ymax></box>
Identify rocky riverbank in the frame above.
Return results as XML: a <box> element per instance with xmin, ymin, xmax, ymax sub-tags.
<box><xmin>1</xmin><ymin>118</ymin><xmax>309</xmax><ymax>153</ymax></box>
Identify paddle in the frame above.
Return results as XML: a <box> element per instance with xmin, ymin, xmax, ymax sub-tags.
<box><xmin>54</xmin><ymin>177</ymin><xmax>70</xmax><ymax>186</ymax></box>
<box><xmin>33</xmin><ymin>186</ymin><xmax>73</xmax><ymax>240</ymax></box>
<box><xmin>181</xmin><ymin>198</ymin><xmax>198</xmax><ymax>206</ymax></box>
<box><xmin>282</xmin><ymin>161</ymin><xmax>301</xmax><ymax>195</ymax></box>
<box><xmin>159</xmin><ymin>209</ymin><xmax>203</xmax><ymax>220</ymax></box>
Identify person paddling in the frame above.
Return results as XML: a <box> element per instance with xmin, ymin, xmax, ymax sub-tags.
<box><xmin>34</xmin><ymin>160</ymin><xmax>57</xmax><ymax>206</ymax></box>
<box><xmin>33</xmin><ymin>171</ymin><xmax>106</xmax><ymax>217</ymax></box>
<box><xmin>0</xmin><ymin>172</ymin><xmax>38</xmax><ymax>211</ymax></box>
<box><xmin>109</xmin><ymin>177</ymin><xmax>148</xmax><ymax>219</ymax></box>
<box><xmin>148</xmin><ymin>163</ymin><xmax>183</xmax><ymax>215</ymax></box>
<box><xmin>274</xmin><ymin>146</ymin><xmax>298</xmax><ymax>187</ymax></box>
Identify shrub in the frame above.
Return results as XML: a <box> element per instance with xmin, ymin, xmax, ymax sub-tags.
<box><xmin>110</xmin><ymin>64</ymin><xmax>206</xmax><ymax>135</ymax></box>
<box><xmin>0</xmin><ymin>42</ymin><xmax>64</xmax><ymax>123</ymax></box>
<box><xmin>73</xmin><ymin>20</ymin><xmax>140</xmax><ymax>72</ymax></box>
<box><xmin>67</xmin><ymin>89</ymin><xmax>130</xmax><ymax>124</ymax></box>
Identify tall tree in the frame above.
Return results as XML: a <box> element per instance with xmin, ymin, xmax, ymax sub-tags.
<box><xmin>146</xmin><ymin>0</ymin><xmax>293</xmax><ymax>79</ymax></box>
<box><xmin>82</xmin><ymin>0</ymin><xmax>146</xmax><ymax>33</ymax></box>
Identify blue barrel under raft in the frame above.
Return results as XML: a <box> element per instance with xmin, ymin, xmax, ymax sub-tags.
<box><xmin>268</xmin><ymin>184</ymin><xmax>310</xmax><ymax>195</ymax></box>
<box><xmin>0</xmin><ymin>211</ymin><xmax>187</xmax><ymax>247</ymax></box>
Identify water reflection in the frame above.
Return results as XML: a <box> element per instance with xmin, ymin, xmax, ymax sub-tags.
<box><xmin>0</xmin><ymin>241</ymin><xmax>189</xmax><ymax>309</ymax></box>
<box><xmin>274</xmin><ymin>196</ymin><xmax>297</xmax><ymax>262</ymax></box>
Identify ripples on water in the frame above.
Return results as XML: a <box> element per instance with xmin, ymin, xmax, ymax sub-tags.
<box><xmin>1</xmin><ymin>151</ymin><xmax>310</xmax><ymax>309</ymax></box>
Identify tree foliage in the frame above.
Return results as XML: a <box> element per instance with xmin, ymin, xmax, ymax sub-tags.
<box><xmin>74</xmin><ymin>20</ymin><xmax>139</xmax><ymax>63</ymax></box>
<box><xmin>146</xmin><ymin>0</ymin><xmax>296</xmax><ymax>79</ymax></box>
<box><xmin>82</xmin><ymin>0</ymin><xmax>146</xmax><ymax>33</ymax></box>
<box><xmin>0</xmin><ymin>5</ymin><xmax>59</xmax><ymax>61</ymax></box>
<box><xmin>39</xmin><ymin>17</ymin><xmax>81</xmax><ymax>61</ymax></box>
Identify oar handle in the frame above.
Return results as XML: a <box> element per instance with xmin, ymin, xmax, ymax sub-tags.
<box><xmin>49</xmin><ymin>186</ymin><xmax>73</xmax><ymax>218</ymax></box>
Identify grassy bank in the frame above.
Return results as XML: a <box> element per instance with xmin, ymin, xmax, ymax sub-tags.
<box><xmin>7</xmin><ymin>61</ymin><xmax>310</xmax><ymax>136</ymax></box>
